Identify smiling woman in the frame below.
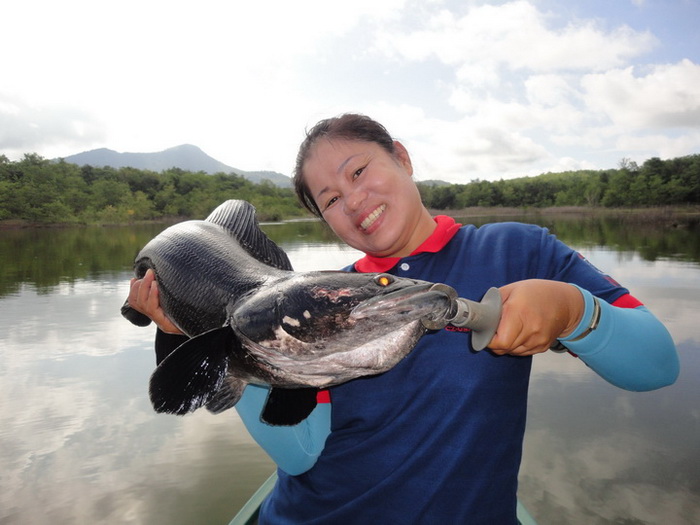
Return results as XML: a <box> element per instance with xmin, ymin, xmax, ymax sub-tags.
<box><xmin>129</xmin><ymin>114</ymin><xmax>676</xmax><ymax>525</ymax></box>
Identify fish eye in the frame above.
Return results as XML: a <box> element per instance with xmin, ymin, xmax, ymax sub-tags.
<box><xmin>375</xmin><ymin>274</ymin><xmax>393</xmax><ymax>287</ymax></box>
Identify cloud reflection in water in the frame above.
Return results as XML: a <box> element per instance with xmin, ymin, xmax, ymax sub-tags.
<box><xmin>520</xmin><ymin>249</ymin><xmax>700</xmax><ymax>525</ymax></box>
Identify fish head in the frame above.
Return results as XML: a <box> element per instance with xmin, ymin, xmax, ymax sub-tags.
<box><xmin>229</xmin><ymin>272</ymin><xmax>456</xmax><ymax>385</ymax></box>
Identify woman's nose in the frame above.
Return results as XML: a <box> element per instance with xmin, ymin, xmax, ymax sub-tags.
<box><xmin>344</xmin><ymin>188</ymin><xmax>367</xmax><ymax>214</ymax></box>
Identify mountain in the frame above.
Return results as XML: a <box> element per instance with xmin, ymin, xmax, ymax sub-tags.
<box><xmin>60</xmin><ymin>144</ymin><xmax>291</xmax><ymax>187</ymax></box>
<box><xmin>417</xmin><ymin>179</ymin><xmax>451</xmax><ymax>187</ymax></box>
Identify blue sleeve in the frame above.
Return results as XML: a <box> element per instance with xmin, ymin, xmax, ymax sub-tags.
<box><xmin>235</xmin><ymin>384</ymin><xmax>331</xmax><ymax>475</ymax></box>
<box><xmin>558</xmin><ymin>285</ymin><xmax>679</xmax><ymax>391</ymax></box>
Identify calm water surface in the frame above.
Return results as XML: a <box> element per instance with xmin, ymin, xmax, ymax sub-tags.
<box><xmin>1</xmin><ymin>214</ymin><xmax>698</xmax><ymax>524</ymax></box>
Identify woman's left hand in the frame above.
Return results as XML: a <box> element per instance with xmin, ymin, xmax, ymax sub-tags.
<box><xmin>486</xmin><ymin>279</ymin><xmax>583</xmax><ymax>356</ymax></box>
<box><xmin>127</xmin><ymin>269</ymin><xmax>183</xmax><ymax>335</ymax></box>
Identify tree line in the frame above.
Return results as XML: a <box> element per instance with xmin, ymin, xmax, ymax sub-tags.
<box><xmin>417</xmin><ymin>155</ymin><xmax>700</xmax><ymax>210</ymax></box>
<box><xmin>1</xmin><ymin>152</ymin><xmax>699</xmax><ymax>225</ymax></box>
<box><xmin>0</xmin><ymin>154</ymin><xmax>304</xmax><ymax>223</ymax></box>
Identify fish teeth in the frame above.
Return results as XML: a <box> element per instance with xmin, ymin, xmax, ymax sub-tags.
<box><xmin>361</xmin><ymin>204</ymin><xmax>386</xmax><ymax>230</ymax></box>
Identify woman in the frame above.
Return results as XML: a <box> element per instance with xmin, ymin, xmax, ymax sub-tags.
<box><xmin>129</xmin><ymin>114</ymin><xmax>679</xmax><ymax>524</ymax></box>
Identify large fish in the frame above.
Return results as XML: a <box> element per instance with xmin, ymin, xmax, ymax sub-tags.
<box><xmin>122</xmin><ymin>200</ymin><xmax>464</xmax><ymax>425</ymax></box>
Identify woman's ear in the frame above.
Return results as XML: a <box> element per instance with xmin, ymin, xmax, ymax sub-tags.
<box><xmin>393</xmin><ymin>141</ymin><xmax>413</xmax><ymax>176</ymax></box>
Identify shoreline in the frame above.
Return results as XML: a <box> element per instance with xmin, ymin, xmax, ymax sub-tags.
<box><xmin>431</xmin><ymin>205</ymin><xmax>700</xmax><ymax>218</ymax></box>
<box><xmin>431</xmin><ymin>205</ymin><xmax>700</xmax><ymax>227</ymax></box>
<box><xmin>3</xmin><ymin>205</ymin><xmax>699</xmax><ymax>230</ymax></box>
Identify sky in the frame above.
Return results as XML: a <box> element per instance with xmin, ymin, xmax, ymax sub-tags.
<box><xmin>1</xmin><ymin>0</ymin><xmax>699</xmax><ymax>183</ymax></box>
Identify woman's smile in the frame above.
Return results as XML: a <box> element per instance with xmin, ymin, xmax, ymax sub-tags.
<box><xmin>359</xmin><ymin>204</ymin><xmax>386</xmax><ymax>231</ymax></box>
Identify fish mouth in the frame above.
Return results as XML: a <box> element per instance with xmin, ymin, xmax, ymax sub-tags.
<box><xmin>350</xmin><ymin>282</ymin><xmax>456</xmax><ymax>323</ymax></box>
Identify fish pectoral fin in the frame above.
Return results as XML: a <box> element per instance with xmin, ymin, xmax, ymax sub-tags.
<box><xmin>149</xmin><ymin>327</ymin><xmax>233</xmax><ymax>415</ymax></box>
<box><xmin>261</xmin><ymin>387</ymin><xmax>319</xmax><ymax>426</ymax></box>
<box><xmin>120</xmin><ymin>300</ymin><xmax>152</xmax><ymax>327</ymax></box>
<box><xmin>206</xmin><ymin>378</ymin><xmax>247</xmax><ymax>414</ymax></box>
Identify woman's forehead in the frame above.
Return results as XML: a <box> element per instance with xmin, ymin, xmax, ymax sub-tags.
<box><xmin>306</xmin><ymin>138</ymin><xmax>380</xmax><ymax>165</ymax></box>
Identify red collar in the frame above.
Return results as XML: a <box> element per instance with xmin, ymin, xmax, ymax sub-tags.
<box><xmin>354</xmin><ymin>215</ymin><xmax>462</xmax><ymax>273</ymax></box>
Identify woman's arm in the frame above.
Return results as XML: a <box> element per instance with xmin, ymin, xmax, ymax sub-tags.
<box><xmin>557</xmin><ymin>285</ymin><xmax>679</xmax><ymax>391</ymax></box>
<box><xmin>235</xmin><ymin>385</ymin><xmax>331</xmax><ymax>475</ymax></box>
<box><xmin>487</xmin><ymin>280</ymin><xmax>678</xmax><ymax>391</ymax></box>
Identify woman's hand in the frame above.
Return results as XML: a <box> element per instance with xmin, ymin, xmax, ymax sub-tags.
<box><xmin>487</xmin><ymin>279</ymin><xmax>583</xmax><ymax>356</ymax></box>
<box><xmin>128</xmin><ymin>269</ymin><xmax>184</xmax><ymax>335</ymax></box>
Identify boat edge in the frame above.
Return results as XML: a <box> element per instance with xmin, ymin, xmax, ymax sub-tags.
<box><xmin>229</xmin><ymin>471</ymin><xmax>539</xmax><ymax>525</ymax></box>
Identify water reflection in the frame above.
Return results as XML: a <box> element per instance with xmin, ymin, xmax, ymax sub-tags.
<box><xmin>0</xmin><ymin>215</ymin><xmax>698</xmax><ymax>524</ymax></box>
<box><xmin>520</xmin><ymin>247</ymin><xmax>700</xmax><ymax>525</ymax></box>
<box><xmin>2</xmin><ymin>214</ymin><xmax>699</xmax><ymax>298</ymax></box>
<box><xmin>523</xmin><ymin>339</ymin><xmax>700</xmax><ymax>524</ymax></box>
<box><xmin>0</xmin><ymin>278</ymin><xmax>275</xmax><ymax>524</ymax></box>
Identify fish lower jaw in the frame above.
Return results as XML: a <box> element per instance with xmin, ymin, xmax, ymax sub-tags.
<box><xmin>360</xmin><ymin>204</ymin><xmax>386</xmax><ymax>231</ymax></box>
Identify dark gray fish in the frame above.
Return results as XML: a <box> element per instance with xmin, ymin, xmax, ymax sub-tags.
<box><xmin>122</xmin><ymin>200</ymin><xmax>455</xmax><ymax>425</ymax></box>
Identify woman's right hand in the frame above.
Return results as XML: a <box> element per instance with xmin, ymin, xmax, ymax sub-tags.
<box><xmin>487</xmin><ymin>279</ymin><xmax>583</xmax><ymax>356</ymax></box>
<box><xmin>128</xmin><ymin>269</ymin><xmax>184</xmax><ymax>335</ymax></box>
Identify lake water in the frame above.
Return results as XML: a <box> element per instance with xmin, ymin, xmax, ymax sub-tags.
<box><xmin>1</xmin><ymin>213</ymin><xmax>699</xmax><ymax>525</ymax></box>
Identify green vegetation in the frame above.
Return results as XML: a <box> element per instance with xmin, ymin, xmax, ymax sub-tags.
<box><xmin>0</xmin><ymin>154</ymin><xmax>304</xmax><ymax>224</ymax></box>
<box><xmin>417</xmin><ymin>155</ymin><xmax>700</xmax><ymax>210</ymax></box>
<box><xmin>1</xmin><ymin>153</ymin><xmax>699</xmax><ymax>225</ymax></box>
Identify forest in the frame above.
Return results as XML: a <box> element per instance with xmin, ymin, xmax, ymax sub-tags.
<box><xmin>1</xmin><ymin>152</ymin><xmax>699</xmax><ymax>225</ymax></box>
<box><xmin>417</xmin><ymin>155</ymin><xmax>700</xmax><ymax>210</ymax></box>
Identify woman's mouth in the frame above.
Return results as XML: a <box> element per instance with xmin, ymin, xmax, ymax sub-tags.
<box><xmin>360</xmin><ymin>204</ymin><xmax>386</xmax><ymax>231</ymax></box>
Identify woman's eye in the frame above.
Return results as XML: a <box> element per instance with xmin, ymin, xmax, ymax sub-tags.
<box><xmin>325</xmin><ymin>196</ymin><xmax>338</xmax><ymax>209</ymax></box>
<box><xmin>352</xmin><ymin>166</ymin><xmax>365</xmax><ymax>179</ymax></box>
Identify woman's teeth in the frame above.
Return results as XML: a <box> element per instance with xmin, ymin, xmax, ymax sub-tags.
<box><xmin>360</xmin><ymin>204</ymin><xmax>386</xmax><ymax>230</ymax></box>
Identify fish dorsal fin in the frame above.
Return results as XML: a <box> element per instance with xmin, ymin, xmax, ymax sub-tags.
<box><xmin>205</xmin><ymin>200</ymin><xmax>293</xmax><ymax>271</ymax></box>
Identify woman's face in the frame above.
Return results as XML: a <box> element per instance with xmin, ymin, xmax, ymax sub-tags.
<box><xmin>302</xmin><ymin>138</ymin><xmax>432</xmax><ymax>258</ymax></box>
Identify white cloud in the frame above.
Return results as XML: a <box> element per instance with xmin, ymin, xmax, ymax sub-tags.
<box><xmin>524</xmin><ymin>74</ymin><xmax>577</xmax><ymax>107</ymax></box>
<box><xmin>0</xmin><ymin>0</ymin><xmax>698</xmax><ymax>182</ymax></box>
<box><xmin>0</xmin><ymin>0</ymin><xmax>408</xmax><ymax>165</ymax></box>
<box><xmin>377</xmin><ymin>1</ymin><xmax>656</xmax><ymax>75</ymax></box>
<box><xmin>615</xmin><ymin>131</ymin><xmax>700</xmax><ymax>158</ymax></box>
<box><xmin>369</xmin><ymin>2</ymin><xmax>700</xmax><ymax>180</ymax></box>
<box><xmin>581</xmin><ymin>59</ymin><xmax>700</xmax><ymax>129</ymax></box>
<box><xmin>0</xmin><ymin>93</ymin><xmax>105</xmax><ymax>156</ymax></box>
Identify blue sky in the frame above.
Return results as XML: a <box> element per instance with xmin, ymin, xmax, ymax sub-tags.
<box><xmin>556</xmin><ymin>0</ymin><xmax>699</xmax><ymax>63</ymax></box>
<box><xmin>1</xmin><ymin>0</ymin><xmax>698</xmax><ymax>183</ymax></box>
